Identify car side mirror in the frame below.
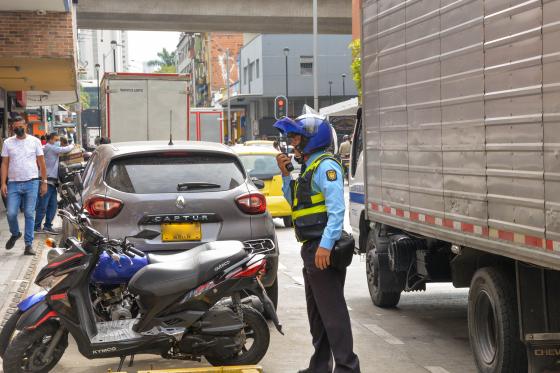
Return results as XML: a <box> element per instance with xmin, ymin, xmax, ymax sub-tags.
<box><xmin>132</xmin><ymin>230</ymin><xmax>160</xmax><ymax>240</ymax></box>
<box><xmin>251</xmin><ymin>177</ymin><xmax>265</xmax><ymax>190</ymax></box>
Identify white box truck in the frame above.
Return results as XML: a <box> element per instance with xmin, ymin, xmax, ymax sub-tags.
<box><xmin>100</xmin><ymin>73</ymin><xmax>191</xmax><ymax>143</ymax></box>
<box><xmin>350</xmin><ymin>1</ymin><xmax>560</xmax><ymax>372</ymax></box>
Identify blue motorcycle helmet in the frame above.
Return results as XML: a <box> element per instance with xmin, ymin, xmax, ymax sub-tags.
<box><xmin>274</xmin><ymin>113</ymin><xmax>333</xmax><ymax>155</ymax></box>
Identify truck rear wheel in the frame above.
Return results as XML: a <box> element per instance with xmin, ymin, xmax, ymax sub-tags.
<box><xmin>468</xmin><ymin>267</ymin><xmax>527</xmax><ymax>373</ymax></box>
<box><xmin>366</xmin><ymin>229</ymin><xmax>401</xmax><ymax>308</ymax></box>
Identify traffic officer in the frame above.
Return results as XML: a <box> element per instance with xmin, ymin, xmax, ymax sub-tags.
<box><xmin>275</xmin><ymin>114</ymin><xmax>360</xmax><ymax>373</ymax></box>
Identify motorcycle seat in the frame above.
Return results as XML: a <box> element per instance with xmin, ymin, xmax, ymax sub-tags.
<box><xmin>129</xmin><ymin>241</ymin><xmax>247</xmax><ymax>298</ymax></box>
<box><xmin>145</xmin><ymin>241</ymin><xmax>226</xmax><ymax>264</ymax></box>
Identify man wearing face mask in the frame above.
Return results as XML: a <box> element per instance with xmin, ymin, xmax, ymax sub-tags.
<box><xmin>34</xmin><ymin>132</ymin><xmax>74</xmax><ymax>234</ymax></box>
<box><xmin>1</xmin><ymin>117</ymin><xmax>47</xmax><ymax>255</ymax></box>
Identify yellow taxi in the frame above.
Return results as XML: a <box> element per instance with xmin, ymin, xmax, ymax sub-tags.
<box><xmin>244</xmin><ymin>140</ymin><xmax>276</xmax><ymax>148</ymax></box>
<box><xmin>235</xmin><ymin>146</ymin><xmax>293</xmax><ymax>227</ymax></box>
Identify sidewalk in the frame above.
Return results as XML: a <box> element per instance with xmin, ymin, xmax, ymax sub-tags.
<box><xmin>0</xmin><ymin>212</ymin><xmax>47</xmax><ymax>329</ymax></box>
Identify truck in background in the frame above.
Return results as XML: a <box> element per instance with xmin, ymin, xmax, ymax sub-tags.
<box><xmin>351</xmin><ymin>1</ymin><xmax>560</xmax><ymax>372</ymax></box>
<box><xmin>100</xmin><ymin>73</ymin><xmax>191</xmax><ymax>143</ymax></box>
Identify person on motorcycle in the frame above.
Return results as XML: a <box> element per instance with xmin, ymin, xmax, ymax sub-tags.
<box><xmin>275</xmin><ymin>114</ymin><xmax>360</xmax><ymax>373</ymax></box>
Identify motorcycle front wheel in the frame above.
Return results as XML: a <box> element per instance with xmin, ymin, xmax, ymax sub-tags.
<box><xmin>0</xmin><ymin>309</ymin><xmax>22</xmax><ymax>358</ymax></box>
<box><xmin>205</xmin><ymin>305</ymin><xmax>270</xmax><ymax>366</ymax></box>
<box><xmin>3</xmin><ymin>321</ymin><xmax>68</xmax><ymax>373</ymax></box>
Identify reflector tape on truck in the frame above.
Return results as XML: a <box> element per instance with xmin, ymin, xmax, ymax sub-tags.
<box><xmin>370</xmin><ymin>202</ymin><xmax>559</xmax><ymax>253</ymax></box>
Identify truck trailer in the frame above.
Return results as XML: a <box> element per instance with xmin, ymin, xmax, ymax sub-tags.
<box><xmin>100</xmin><ymin>73</ymin><xmax>191</xmax><ymax>143</ymax></box>
<box><xmin>350</xmin><ymin>1</ymin><xmax>560</xmax><ymax>372</ymax></box>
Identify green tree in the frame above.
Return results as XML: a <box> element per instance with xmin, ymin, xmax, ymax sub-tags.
<box><xmin>147</xmin><ymin>48</ymin><xmax>176</xmax><ymax>68</ymax></box>
<box><xmin>80</xmin><ymin>87</ymin><xmax>90</xmax><ymax>109</ymax></box>
<box><xmin>349</xmin><ymin>39</ymin><xmax>361</xmax><ymax>102</ymax></box>
<box><xmin>157</xmin><ymin>64</ymin><xmax>177</xmax><ymax>73</ymax></box>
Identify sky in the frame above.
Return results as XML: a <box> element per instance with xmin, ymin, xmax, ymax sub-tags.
<box><xmin>127</xmin><ymin>31</ymin><xmax>181</xmax><ymax>72</ymax></box>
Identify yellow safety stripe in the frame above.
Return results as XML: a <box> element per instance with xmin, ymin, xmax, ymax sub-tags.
<box><xmin>292</xmin><ymin>204</ymin><xmax>328</xmax><ymax>220</ymax></box>
<box><xmin>293</xmin><ymin>193</ymin><xmax>325</xmax><ymax>206</ymax></box>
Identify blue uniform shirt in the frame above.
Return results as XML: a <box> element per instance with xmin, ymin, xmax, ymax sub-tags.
<box><xmin>282</xmin><ymin>151</ymin><xmax>345</xmax><ymax>250</ymax></box>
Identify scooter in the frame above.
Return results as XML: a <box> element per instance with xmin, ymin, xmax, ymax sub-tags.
<box><xmin>2</xmin><ymin>206</ymin><xmax>281</xmax><ymax>373</ymax></box>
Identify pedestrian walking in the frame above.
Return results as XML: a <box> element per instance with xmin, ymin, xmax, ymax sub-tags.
<box><xmin>1</xmin><ymin>116</ymin><xmax>47</xmax><ymax>255</ymax></box>
<box><xmin>275</xmin><ymin>114</ymin><xmax>360</xmax><ymax>373</ymax></box>
<box><xmin>34</xmin><ymin>132</ymin><xmax>74</xmax><ymax>235</ymax></box>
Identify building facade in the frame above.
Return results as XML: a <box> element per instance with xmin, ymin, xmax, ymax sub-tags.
<box><xmin>176</xmin><ymin>32</ymin><xmax>243</xmax><ymax>107</ymax></box>
<box><xmin>77</xmin><ymin>29</ymin><xmax>129</xmax><ymax>80</ymax></box>
<box><xmin>225</xmin><ymin>34</ymin><xmax>356</xmax><ymax>140</ymax></box>
<box><xmin>0</xmin><ymin>2</ymin><xmax>79</xmax><ymax>139</ymax></box>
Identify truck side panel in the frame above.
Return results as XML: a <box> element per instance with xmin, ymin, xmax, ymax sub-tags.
<box><xmin>147</xmin><ymin>80</ymin><xmax>188</xmax><ymax>141</ymax></box>
<box><xmin>362</xmin><ymin>0</ymin><xmax>560</xmax><ymax>270</ymax></box>
<box><xmin>106</xmin><ymin>79</ymin><xmax>149</xmax><ymax>143</ymax></box>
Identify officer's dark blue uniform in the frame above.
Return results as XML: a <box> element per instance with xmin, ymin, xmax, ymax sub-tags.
<box><xmin>275</xmin><ymin>115</ymin><xmax>360</xmax><ymax>373</ymax></box>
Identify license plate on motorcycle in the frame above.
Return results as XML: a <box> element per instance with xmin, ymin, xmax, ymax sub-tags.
<box><xmin>161</xmin><ymin>222</ymin><xmax>202</xmax><ymax>242</ymax></box>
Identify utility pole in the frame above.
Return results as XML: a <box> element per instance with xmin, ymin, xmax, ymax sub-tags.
<box><xmin>226</xmin><ymin>48</ymin><xmax>232</xmax><ymax>143</ymax></box>
<box><xmin>313</xmin><ymin>0</ymin><xmax>318</xmax><ymax>111</ymax></box>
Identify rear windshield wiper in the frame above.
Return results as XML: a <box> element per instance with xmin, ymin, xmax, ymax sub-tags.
<box><xmin>177</xmin><ymin>182</ymin><xmax>221</xmax><ymax>191</ymax></box>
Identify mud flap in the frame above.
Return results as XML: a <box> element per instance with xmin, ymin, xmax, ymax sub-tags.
<box><xmin>525</xmin><ymin>334</ymin><xmax>560</xmax><ymax>373</ymax></box>
<box><xmin>517</xmin><ymin>262</ymin><xmax>560</xmax><ymax>372</ymax></box>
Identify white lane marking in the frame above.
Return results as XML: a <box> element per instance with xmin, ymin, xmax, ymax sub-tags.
<box><xmin>363</xmin><ymin>324</ymin><xmax>404</xmax><ymax>345</ymax></box>
<box><xmin>425</xmin><ymin>367</ymin><xmax>450</xmax><ymax>373</ymax></box>
<box><xmin>278</xmin><ymin>263</ymin><xmax>287</xmax><ymax>271</ymax></box>
<box><xmin>347</xmin><ymin>305</ymin><xmax>352</xmax><ymax>311</ymax></box>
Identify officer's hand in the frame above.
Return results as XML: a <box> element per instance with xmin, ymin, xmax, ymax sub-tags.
<box><xmin>276</xmin><ymin>153</ymin><xmax>292</xmax><ymax>176</ymax></box>
<box><xmin>315</xmin><ymin>247</ymin><xmax>331</xmax><ymax>270</ymax></box>
<box><xmin>40</xmin><ymin>183</ymin><xmax>48</xmax><ymax>197</ymax></box>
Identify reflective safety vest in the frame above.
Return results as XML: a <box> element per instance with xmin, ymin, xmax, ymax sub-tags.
<box><xmin>290</xmin><ymin>153</ymin><xmax>342</xmax><ymax>242</ymax></box>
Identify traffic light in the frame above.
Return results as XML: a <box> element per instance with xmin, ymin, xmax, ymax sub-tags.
<box><xmin>274</xmin><ymin>96</ymin><xmax>287</xmax><ymax>120</ymax></box>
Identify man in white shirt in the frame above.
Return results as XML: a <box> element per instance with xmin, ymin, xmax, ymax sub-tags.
<box><xmin>1</xmin><ymin>117</ymin><xmax>47</xmax><ymax>255</ymax></box>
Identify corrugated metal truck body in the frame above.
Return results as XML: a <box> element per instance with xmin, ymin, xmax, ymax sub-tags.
<box><xmin>359</xmin><ymin>1</ymin><xmax>560</xmax><ymax>371</ymax></box>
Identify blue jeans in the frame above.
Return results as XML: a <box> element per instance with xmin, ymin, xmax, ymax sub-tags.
<box><xmin>7</xmin><ymin>180</ymin><xmax>39</xmax><ymax>245</ymax></box>
<box><xmin>35</xmin><ymin>184</ymin><xmax>57</xmax><ymax>230</ymax></box>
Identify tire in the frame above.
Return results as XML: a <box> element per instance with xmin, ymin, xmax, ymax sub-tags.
<box><xmin>0</xmin><ymin>310</ymin><xmax>22</xmax><ymax>358</ymax></box>
<box><xmin>3</xmin><ymin>322</ymin><xmax>68</xmax><ymax>373</ymax></box>
<box><xmin>365</xmin><ymin>229</ymin><xmax>401</xmax><ymax>308</ymax></box>
<box><xmin>468</xmin><ymin>267</ymin><xmax>527</xmax><ymax>373</ymax></box>
<box><xmin>205</xmin><ymin>305</ymin><xmax>270</xmax><ymax>366</ymax></box>
<box><xmin>282</xmin><ymin>216</ymin><xmax>293</xmax><ymax>228</ymax></box>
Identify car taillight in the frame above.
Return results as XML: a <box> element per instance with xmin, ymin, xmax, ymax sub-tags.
<box><xmin>84</xmin><ymin>195</ymin><xmax>123</xmax><ymax>219</ymax></box>
<box><xmin>235</xmin><ymin>192</ymin><xmax>267</xmax><ymax>215</ymax></box>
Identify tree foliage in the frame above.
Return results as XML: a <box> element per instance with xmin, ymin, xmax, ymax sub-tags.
<box><xmin>80</xmin><ymin>87</ymin><xmax>90</xmax><ymax>109</ymax></box>
<box><xmin>157</xmin><ymin>64</ymin><xmax>177</xmax><ymax>73</ymax></box>
<box><xmin>147</xmin><ymin>48</ymin><xmax>176</xmax><ymax>67</ymax></box>
<box><xmin>349</xmin><ymin>39</ymin><xmax>362</xmax><ymax>102</ymax></box>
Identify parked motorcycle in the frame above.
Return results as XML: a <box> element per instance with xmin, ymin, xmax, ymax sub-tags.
<box><xmin>2</xmin><ymin>190</ymin><xmax>281</xmax><ymax>372</ymax></box>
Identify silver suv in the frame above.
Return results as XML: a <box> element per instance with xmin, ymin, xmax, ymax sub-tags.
<box><xmin>68</xmin><ymin>141</ymin><xmax>278</xmax><ymax>299</ymax></box>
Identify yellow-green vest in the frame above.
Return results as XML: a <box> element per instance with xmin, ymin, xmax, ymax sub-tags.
<box><xmin>291</xmin><ymin>153</ymin><xmax>341</xmax><ymax>242</ymax></box>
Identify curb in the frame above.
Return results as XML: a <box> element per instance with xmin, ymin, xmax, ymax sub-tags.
<box><xmin>0</xmin><ymin>243</ymin><xmax>45</xmax><ymax>328</ymax></box>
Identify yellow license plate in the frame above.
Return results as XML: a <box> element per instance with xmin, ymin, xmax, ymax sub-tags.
<box><xmin>161</xmin><ymin>222</ymin><xmax>202</xmax><ymax>242</ymax></box>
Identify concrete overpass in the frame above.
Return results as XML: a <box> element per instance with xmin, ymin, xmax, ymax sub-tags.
<box><xmin>76</xmin><ymin>0</ymin><xmax>351</xmax><ymax>34</ymax></box>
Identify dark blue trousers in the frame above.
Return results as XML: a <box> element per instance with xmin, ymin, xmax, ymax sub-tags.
<box><xmin>301</xmin><ymin>240</ymin><xmax>360</xmax><ymax>373</ymax></box>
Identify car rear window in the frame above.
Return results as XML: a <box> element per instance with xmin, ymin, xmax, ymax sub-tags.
<box><xmin>239</xmin><ymin>154</ymin><xmax>281</xmax><ymax>180</ymax></box>
<box><xmin>105</xmin><ymin>153</ymin><xmax>245</xmax><ymax>194</ymax></box>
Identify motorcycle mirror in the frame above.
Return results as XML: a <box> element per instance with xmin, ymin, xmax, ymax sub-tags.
<box><xmin>131</xmin><ymin>230</ymin><xmax>160</xmax><ymax>240</ymax></box>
